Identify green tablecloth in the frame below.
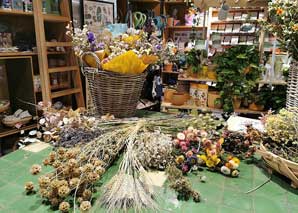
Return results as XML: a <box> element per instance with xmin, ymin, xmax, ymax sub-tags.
<box><xmin>0</xmin><ymin>147</ymin><xmax>298</xmax><ymax>213</ymax></box>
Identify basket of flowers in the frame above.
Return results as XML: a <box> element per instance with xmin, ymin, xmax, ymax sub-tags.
<box><xmin>67</xmin><ymin>25</ymin><xmax>160</xmax><ymax>117</ymax></box>
<box><xmin>257</xmin><ymin>108</ymin><xmax>298</xmax><ymax>188</ymax></box>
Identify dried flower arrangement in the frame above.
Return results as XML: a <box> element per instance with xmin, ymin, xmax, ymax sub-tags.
<box><xmin>222</xmin><ymin>125</ymin><xmax>260</xmax><ymax>159</ymax></box>
<box><xmin>173</xmin><ymin>126</ymin><xmax>241</xmax><ymax>177</ymax></box>
<box><xmin>262</xmin><ymin>108</ymin><xmax>298</xmax><ymax>163</ymax></box>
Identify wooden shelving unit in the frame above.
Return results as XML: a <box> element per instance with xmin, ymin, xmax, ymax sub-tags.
<box><xmin>0</xmin><ymin>123</ymin><xmax>37</xmax><ymax>138</ymax></box>
<box><xmin>0</xmin><ymin>9</ymin><xmax>33</xmax><ymax>16</ymax></box>
<box><xmin>0</xmin><ymin>52</ymin><xmax>37</xmax><ymax>57</ymax></box>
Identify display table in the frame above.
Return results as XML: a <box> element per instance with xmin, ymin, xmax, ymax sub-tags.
<box><xmin>1</xmin><ymin>146</ymin><xmax>297</xmax><ymax>212</ymax></box>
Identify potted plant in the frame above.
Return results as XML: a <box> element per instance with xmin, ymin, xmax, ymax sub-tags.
<box><xmin>261</xmin><ymin>1</ymin><xmax>298</xmax><ymax>108</ymax></box>
<box><xmin>185</xmin><ymin>48</ymin><xmax>202</xmax><ymax>78</ymax></box>
<box><xmin>214</xmin><ymin>45</ymin><xmax>261</xmax><ymax>112</ymax></box>
<box><xmin>248</xmin><ymin>91</ymin><xmax>266</xmax><ymax>111</ymax></box>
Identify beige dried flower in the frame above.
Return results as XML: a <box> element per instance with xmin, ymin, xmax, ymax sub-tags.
<box><xmin>48</xmin><ymin>151</ymin><xmax>56</xmax><ymax>162</ymax></box>
<box><xmin>87</xmin><ymin>172</ymin><xmax>99</xmax><ymax>183</ymax></box>
<box><xmin>30</xmin><ymin>164</ymin><xmax>42</xmax><ymax>175</ymax></box>
<box><xmin>72</xmin><ymin>167</ymin><xmax>81</xmax><ymax>177</ymax></box>
<box><xmin>50</xmin><ymin>198</ymin><xmax>60</xmax><ymax>207</ymax></box>
<box><xmin>82</xmin><ymin>189</ymin><xmax>92</xmax><ymax>200</ymax></box>
<box><xmin>39</xmin><ymin>188</ymin><xmax>48</xmax><ymax>198</ymax></box>
<box><xmin>83</xmin><ymin>164</ymin><xmax>94</xmax><ymax>173</ymax></box>
<box><xmin>24</xmin><ymin>181</ymin><xmax>34</xmax><ymax>192</ymax></box>
<box><xmin>38</xmin><ymin>176</ymin><xmax>50</xmax><ymax>188</ymax></box>
<box><xmin>58</xmin><ymin>180</ymin><xmax>68</xmax><ymax>188</ymax></box>
<box><xmin>62</xmin><ymin>166</ymin><xmax>70</xmax><ymax>176</ymax></box>
<box><xmin>57</xmin><ymin>147</ymin><xmax>66</xmax><ymax>156</ymax></box>
<box><xmin>80</xmin><ymin>201</ymin><xmax>91</xmax><ymax>212</ymax></box>
<box><xmin>53</xmin><ymin>161</ymin><xmax>62</xmax><ymax>169</ymax></box>
<box><xmin>69</xmin><ymin>178</ymin><xmax>80</xmax><ymax>188</ymax></box>
<box><xmin>93</xmin><ymin>159</ymin><xmax>104</xmax><ymax>167</ymax></box>
<box><xmin>77</xmin><ymin>197</ymin><xmax>83</xmax><ymax>204</ymax></box>
<box><xmin>58</xmin><ymin>185</ymin><xmax>70</xmax><ymax>197</ymax></box>
<box><xmin>68</xmin><ymin>158</ymin><xmax>78</xmax><ymax>168</ymax></box>
<box><xmin>43</xmin><ymin>158</ymin><xmax>50</xmax><ymax>166</ymax></box>
<box><xmin>50</xmin><ymin>179</ymin><xmax>60</xmax><ymax>189</ymax></box>
<box><xmin>59</xmin><ymin>201</ymin><xmax>70</xmax><ymax>212</ymax></box>
<box><xmin>95</xmin><ymin>166</ymin><xmax>105</xmax><ymax>176</ymax></box>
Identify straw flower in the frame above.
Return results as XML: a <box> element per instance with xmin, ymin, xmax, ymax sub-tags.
<box><xmin>276</xmin><ymin>8</ymin><xmax>283</xmax><ymax>15</ymax></box>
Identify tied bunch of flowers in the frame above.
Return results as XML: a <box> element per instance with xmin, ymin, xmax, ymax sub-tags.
<box><xmin>66</xmin><ymin>23</ymin><xmax>161</xmax><ymax>74</ymax></box>
<box><xmin>173</xmin><ymin>127</ymin><xmax>240</xmax><ymax>177</ymax></box>
<box><xmin>261</xmin><ymin>0</ymin><xmax>298</xmax><ymax>60</ymax></box>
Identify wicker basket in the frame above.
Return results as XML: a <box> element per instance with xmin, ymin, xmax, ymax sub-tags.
<box><xmin>0</xmin><ymin>100</ymin><xmax>10</xmax><ymax>113</ymax></box>
<box><xmin>82</xmin><ymin>66</ymin><xmax>146</xmax><ymax>118</ymax></box>
<box><xmin>286</xmin><ymin>59</ymin><xmax>298</xmax><ymax>108</ymax></box>
<box><xmin>2</xmin><ymin>116</ymin><xmax>32</xmax><ymax>128</ymax></box>
<box><xmin>258</xmin><ymin>143</ymin><xmax>298</xmax><ymax>188</ymax></box>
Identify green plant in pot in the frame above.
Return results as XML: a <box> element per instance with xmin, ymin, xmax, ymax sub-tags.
<box><xmin>214</xmin><ymin>45</ymin><xmax>261</xmax><ymax>112</ymax></box>
<box><xmin>186</xmin><ymin>48</ymin><xmax>202</xmax><ymax>77</ymax></box>
<box><xmin>248</xmin><ymin>89</ymin><xmax>267</xmax><ymax>111</ymax></box>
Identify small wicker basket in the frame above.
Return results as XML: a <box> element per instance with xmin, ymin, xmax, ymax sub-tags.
<box><xmin>2</xmin><ymin>116</ymin><xmax>32</xmax><ymax>128</ymax></box>
<box><xmin>81</xmin><ymin>52</ymin><xmax>146</xmax><ymax>118</ymax></box>
<box><xmin>258</xmin><ymin>143</ymin><xmax>298</xmax><ymax>188</ymax></box>
<box><xmin>0</xmin><ymin>100</ymin><xmax>10</xmax><ymax>113</ymax></box>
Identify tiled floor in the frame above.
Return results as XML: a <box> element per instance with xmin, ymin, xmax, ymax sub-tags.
<box><xmin>0</xmin><ymin>148</ymin><xmax>297</xmax><ymax>213</ymax></box>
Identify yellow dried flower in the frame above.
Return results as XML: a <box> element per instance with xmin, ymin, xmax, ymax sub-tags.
<box><xmin>24</xmin><ymin>182</ymin><xmax>34</xmax><ymax>192</ymax></box>
<box><xmin>58</xmin><ymin>185</ymin><xmax>70</xmax><ymax>197</ymax></box>
<box><xmin>30</xmin><ymin>164</ymin><xmax>42</xmax><ymax>175</ymax></box>
<box><xmin>80</xmin><ymin>201</ymin><xmax>91</xmax><ymax>212</ymax></box>
<box><xmin>82</xmin><ymin>189</ymin><xmax>92</xmax><ymax>200</ymax></box>
<box><xmin>59</xmin><ymin>201</ymin><xmax>70</xmax><ymax>212</ymax></box>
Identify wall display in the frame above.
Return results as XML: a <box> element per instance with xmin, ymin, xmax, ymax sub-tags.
<box><xmin>83</xmin><ymin>0</ymin><xmax>114</xmax><ymax>32</ymax></box>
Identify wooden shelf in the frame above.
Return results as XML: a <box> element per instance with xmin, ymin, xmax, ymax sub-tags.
<box><xmin>178</xmin><ymin>77</ymin><xmax>217</xmax><ymax>83</ymax></box>
<box><xmin>51</xmin><ymin>88</ymin><xmax>81</xmax><ymax>98</ymax></box>
<box><xmin>48</xmin><ymin>66</ymin><xmax>78</xmax><ymax>73</ymax></box>
<box><xmin>46</xmin><ymin>42</ymin><xmax>73</xmax><ymax>47</ymax></box>
<box><xmin>0</xmin><ymin>123</ymin><xmax>37</xmax><ymax>138</ymax></box>
<box><xmin>212</xmin><ymin>8</ymin><xmax>264</xmax><ymax>13</ymax></box>
<box><xmin>43</xmin><ymin>14</ymin><xmax>70</xmax><ymax>22</ymax></box>
<box><xmin>47</xmin><ymin>51</ymin><xmax>67</xmax><ymax>55</ymax></box>
<box><xmin>35</xmin><ymin>83</ymin><xmax>69</xmax><ymax>93</ymax></box>
<box><xmin>166</xmin><ymin>26</ymin><xmax>207</xmax><ymax>30</ymax></box>
<box><xmin>258</xmin><ymin>80</ymin><xmax>287</xmax><ymax>86</ymax></box>
<box><xmin>211</xmin><ymin>19</ymin><xmax>261</xmax><ymax>24</ymax></box>
<box><xmin>129</xmin><ymin>0</ymin><xmax>160</xmax><ymax>3</ymax></box>
<box><xmin>161</xmin><ymin>102</ymin><xmax>265</xmax><ymax>114</ymax></box>
<box><xmin>0</xmin><ymin>9</ymin><xmax>33</xmax><ymax>16</ymax></box>
<box><xmin>210</xmin><ymin>31</ymin><xmax>257</xmax><ymax>35</ymax></box>
<box><xmin>0</xmin><ymin>52</ymin><xmax>37</xmax><ymax>57</ymax></box>
<box><xmin>164</xmin><ymin>1</ymin><xmax>193</xmax><ymax>5</ymax></box>
<box><xmin>162</xmin><ymin>71</ymin><xmax>180</xmax><ymax>74</ymax></box>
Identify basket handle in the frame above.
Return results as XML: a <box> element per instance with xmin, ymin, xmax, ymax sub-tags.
<box><xmin>80</xmin><ymin>52</ymin><xmax>102</xmax><ymax>77</ymax></box>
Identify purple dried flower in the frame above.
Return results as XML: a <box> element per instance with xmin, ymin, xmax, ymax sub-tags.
<box><xmin>87</xmin><ymin>32</ymin><xmax>95</xmax><ymax>43</ymax></box>
<box><xmin>97</xmin><ymin>42</ymin><xmax>105</xmax><ymax>49</ymax></box>
<box><xmin>155</xmin><ymin>44</ymin><xmax>162</xmax><ymax>50</ymax></box>
<box><xmin>182</xmin><ymin>164</ymin><xmax>189</xmax><ymax>173</ymax></box>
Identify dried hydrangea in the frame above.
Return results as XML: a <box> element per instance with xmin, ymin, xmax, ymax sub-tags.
<box><xmin>30</xmin><ymin>164</ymin><xmax>42</xmax><ymax>175</ymax></box>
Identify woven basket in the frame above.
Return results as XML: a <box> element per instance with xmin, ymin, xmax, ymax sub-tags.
<box><xmin>81</xmin><ymin>51</ymin><xmax>147</xmax><ymax>118</ymax></box>
<box><xmin>258</xmin><ymin>143</ymin><xmax>298</xmax><ymax>188</ymax></box>
<box><xmin>0</xmin><ymin>100</ymin><xmax>10</xmax><ymax>113</ymax></box>
<box><xmin>2</xmin><ymin>116</ymin><xmax>32</xmax><ymax>128</ymax></box>
<box><xmin>286</xmin><ymin>59</ymin><xmax>298</xmax><ymax>108</ymax></box>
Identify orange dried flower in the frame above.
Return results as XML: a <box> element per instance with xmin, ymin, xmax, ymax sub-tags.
<box><xmin>276</xmin><ymin>8</ymin><xmax>283</xmax><ymax>15</ymax></box>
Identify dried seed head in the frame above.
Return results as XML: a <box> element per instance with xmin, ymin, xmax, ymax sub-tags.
<box><xmin>50</xmin><ymin>179</ymin><xmax>60</xmax><ymax>189</ymax></box>
<box><xmin>30</xmin><ymin>164</ymin><xmax>42</xmax><ymax>175</ymax></box>
<box><xmin>52</xmin><ymin>161</ymin><xmax>62</xmax><ymax>169</ymax></box>
<box><xmin>95</xmin><ymin>166</ymin><xmax>105</xmax><ymax>176</ymax></box>
<box><xmin>57</xmin><ymin>147</ymin><xmax>66</xmax><ymax>156</ymax></box>
<box><xmin>58</xmin><ymin>180</ymin><xmax>68</xmax><ymax>188</ymax></box>
<box><xmin>39</xmin><ymin>188</ymin><xmax>48</xmax><ymax>198</ymax></box>
<box><xmin>59</xmin><ymin>201</ymin><xmax>70</xmax><ymax>212</ymax></box>
<box><xmin>72</xmin><ymin>167</ymin><xmax>81</xmax><ymax>177</ymax></box>
<box><xmin>82</xmin><ymin>189</ymin><xmax>92</xmax><ymax>200</ymax></box>
<box><xmin>50</xmin><ymin>198</ymin><xmax>60</xmax><ymax>207</ymax></box>
<box><xmin>48</xmin><ymin>151</ymin><xmax>56</xmax><ymax>161</ymax></box>
<box><xmin>87</xmin><ymin>172</ymin><xmax>99</xmax><ymax>183</ymax></box>
<box><xmin>38</xmin><ymin>176</ymin><xmax>50</xmax><ymax>188</ymax></box>
<box><xmin>80</xmin><ymin>201</ymin><xmax>91</xmax><ymax>212</ymax></box>
<box><xmin>68</xmin><ymin>158</ymin><xmax>78</xmax><ymax>168</ymax></box>
<box><xmin>83</xmin><ymin>164</ymin><xmax>94</xmax><ymax>173</ymax></box>
<box><xmin>58</xmin><ymin>185</ymin><xmax>70</xmax><ymax>198</ymax></box>
<box><xmin>25</xmin><ymin>182</ymin><xmax>34</xmax><ymax>192</ymax></box>
<box><xmin>43</xmin><ymin>158</ymin><xmax>50</xmax><ymax>166</ymax></box>
<box><xmin>93</xmin><ymin>159</ymin><xmax>104</xmax><ymax>167</ymax></box>
<box><xmin>69</xmin><ymin>178</ymin><xmax>80</xmax><ymax>188</ymax></box>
